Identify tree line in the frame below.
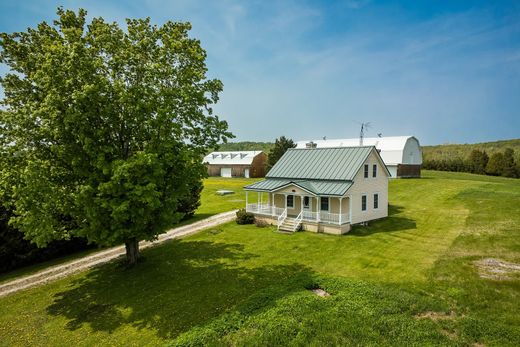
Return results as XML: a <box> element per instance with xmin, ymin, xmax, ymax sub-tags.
<box><xmin>423</xmin><ymin>148</ymin><xmax>520</xmax><ymax>178</ymax></box>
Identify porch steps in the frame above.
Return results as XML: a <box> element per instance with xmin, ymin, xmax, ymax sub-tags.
<box><xmin>278</xmin><ymin>217</ymin><xmax>301</xmax><ymax>232</ymax></box>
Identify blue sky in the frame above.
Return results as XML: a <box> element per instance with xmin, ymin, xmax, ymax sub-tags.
<box><xmin>1</xmin><ymin>1</ymin><xmax>519</xmax><ymax>145</ymax></box>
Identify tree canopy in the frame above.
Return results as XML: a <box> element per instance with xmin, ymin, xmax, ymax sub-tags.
<box><xmin>0</xmin><ymin>8</ymin><xmax>232</xmax><ymax>265</ymax></box>
<box><xmin>267</xmin><ymin>136</ymin><xmax>295</xmax><ymax>170</ymax></box>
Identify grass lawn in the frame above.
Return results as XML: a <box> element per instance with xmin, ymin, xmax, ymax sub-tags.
<box><xmin>0</xmin><ymin>171</ymin><xmax>519</xmax><ymax>346</ymax></box>
<box><xmin>0</xmin><ymin>177</ymin><xmax>257</xmax><ymax>283</ymax></box>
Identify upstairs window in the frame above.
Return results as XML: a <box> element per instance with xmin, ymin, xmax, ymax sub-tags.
<box><xmin>374</xmin><ymin>194</ymin><xmax>379</xmax><ymax>209</ymax></box>
<box><xmin>361</xmin><ymin>195</ymin><xmax>367</xmax><ymax>211</ymax></box>
<box><xmin>364</xmin><ymin>164</ymin><xmax>369</xmax><ymax>178</ymax></box>
<box><xmin>287</xmin><ymin>195</ymin><xmax>294</xmax><ymax>208</ymax></box>
<box><xmin>320</xmin><ymin>197</ymin><xmax>329</xmax><ymax>211</ymax></box>
<box><xmin>373</xmin><ymin>164</ymin><xmax>377</xmax><ymax>178</ymax></box>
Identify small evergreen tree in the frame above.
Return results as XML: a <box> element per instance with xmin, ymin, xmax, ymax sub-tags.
<box><xmin>502</xmin><ymin>148</ymin><xmax>517</xmax><ymax>178</ymax></box>
<box><xmin>467</xmin><ymin>149</ymin><xmax>489</xmax><ymax>174</ymax></box>
<box><xmin>267</xmin><ymin>136</ymin><xmax>296</xmax><ymax>170</ymax></box>
<box><xmin>486</xmin><ymin>152</ymin><xmax>505</xmax><ymax>176</ymax></box>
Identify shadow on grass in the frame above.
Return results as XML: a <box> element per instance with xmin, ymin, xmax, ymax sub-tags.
<box><xmin>46</xmin><ymin>239</ymin><xmax>315</xmax><ymax>340</ymax></box>
<box><xmin>349</xmin><ymin>204</ymin><xmax>416</xmax><ymax>236</ymax></box>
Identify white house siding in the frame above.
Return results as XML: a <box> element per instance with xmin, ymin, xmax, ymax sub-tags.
<box><xmin>347</xmin><ymin>151</ymin><xmax>389</xmax><ymax>224</ymax></box>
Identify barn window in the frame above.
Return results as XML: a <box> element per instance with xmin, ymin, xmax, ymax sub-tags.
<box><xmin>320</xmin><ymin>197</ymin><xmax>329</xmax><ymax>211</ymax></box>
<box><xmin>286</xmin><ymin>195</ymin><xmax>294</xmax><ymax>208</ymax></box>
<box><xmin>373</xmin><ymin>164</ymin><xmax>377</xmax><ymax>178</ymax></box>
<box><xmin>361</xmin><ymin>195</ymin><xmax>367</xmax><ymax>211</ymax></box>
<box><xmin>364</xmin><ymin>164</ymin><xmax>369</xmax><ymax>178</ymax></box>
<box><xmin>373</xmin><ymin>194</ymin><xmax>379</xmax><ymax>209</ymax></box>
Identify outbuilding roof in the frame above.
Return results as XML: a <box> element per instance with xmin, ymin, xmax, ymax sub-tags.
<box><xmin>203</xmin><ymin>151</ymin><xmax>264</xmax><ymax>165</ymax></box>
<box><xmin>295</xmin><ymin>136</ymin><xmax>422</xmax><ymax>165</ymax></box>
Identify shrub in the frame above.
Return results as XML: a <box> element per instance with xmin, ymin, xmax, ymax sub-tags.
<box><xmin>255</xmin><ymin>219</ymin><xmax>268</xmax><ymax>228</ymax></box>
<box><xmin>236</xmin><ymin>209</ymin><xmax>255</xmax><ymax>225</ymax></box>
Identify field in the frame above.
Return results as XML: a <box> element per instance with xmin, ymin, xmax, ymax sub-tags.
<box><xmin>0</xmin><ymin>171</ymin><xmax>519</xmax><ymax>346</ymax></box>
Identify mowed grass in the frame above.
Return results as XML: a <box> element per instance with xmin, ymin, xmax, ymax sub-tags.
<box><xmin>0</xmin><ymin>177</ymin><xmax>257</xmax><ymax>283</ymax></box>
<box><xmin>0</xmin><ymin>171</ymin><xmax>519</xmax><ymax>346</ymax></box>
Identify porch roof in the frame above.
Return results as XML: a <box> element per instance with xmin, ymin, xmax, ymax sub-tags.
<box><xmin>244</xmin><ymin>179</ymin><xmax>352</xmax><ymax>196</ymax></box>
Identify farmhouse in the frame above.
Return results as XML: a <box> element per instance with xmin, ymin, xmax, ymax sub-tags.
<box><xmin>203</xmin><ymin>151</ymin><xmax>267</xmax><ymax>178</ymax></box>
<box><xmin>245</xmin><ymin>146</ymin><xmax>390</xmax><ymax>234</ymax></box>
<box><xmin>296</xmin><ymin>136</ymin><xmax>422</xmax><ymax>178</ymax></box>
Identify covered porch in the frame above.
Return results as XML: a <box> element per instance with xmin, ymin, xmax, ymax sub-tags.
<box><xmin>245</xmin><ymin>190</ymin><xmax>351</xmax><ymax>226</ymax></box>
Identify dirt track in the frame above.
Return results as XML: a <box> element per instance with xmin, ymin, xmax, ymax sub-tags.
<box><xmin>0</xmin><ymin>210</ymin><xmax>237</xmax><ymax>298</ymax></box>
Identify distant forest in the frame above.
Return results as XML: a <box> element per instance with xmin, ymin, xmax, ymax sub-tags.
<box><xmin>214</xmin><ymin>138</ymin><xmax>520</xmax><ymax>178</ymax></box>
<box><xmin>422</xmin><ymin>138</ymin><xmax>520</xmax><ymax>162</ymax></box>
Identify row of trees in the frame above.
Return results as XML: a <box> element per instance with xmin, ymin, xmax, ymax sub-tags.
<box><xmin>423</xmin><ymin>148</ymin><xmax>519</xmax><ymax>178</ymax></box>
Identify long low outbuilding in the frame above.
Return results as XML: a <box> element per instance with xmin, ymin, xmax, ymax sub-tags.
<box><xmin>203</xmin><ymin>151</ymin><xmax>267</xmax><ymax>178</ymax></box>
<box><xmin>296</xmin><ymin>136</ymin><xmax>422</xmax><ymax>178</ymax></box>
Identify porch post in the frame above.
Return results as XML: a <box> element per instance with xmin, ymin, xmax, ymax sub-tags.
<box><xmin>349</xmin><ymin>195</ymin><xmax>352</xmax><ymax>223</ymax></box>
<box><xmin>339</xmin><ymin>197</ymin><xmax>343</xmax><ymax>225</ymax></box>
<box><xmin>316</xmin><ymin>196</ymin><xmax>320</xmax><ymax>222</ymax></box>
<box><xmin>272</xmin><ymin>193</ymin><xmax>276</xmax><ymax>216</ymax></box>
<box><xmin>246</xmin><ymin>191</ymin><xmax>248</xmax><ymax>209</ymax></box>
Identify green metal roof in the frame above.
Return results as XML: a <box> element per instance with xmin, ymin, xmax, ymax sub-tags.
<box><xmin>244</xmin><ymin>146</ymin><xmax>387</xmax><ymax>196</ymax></box>
<box><xmin>244</xmin><ymin>179</ymin><xmax>353</xmax><ymax>196</ymax></box>
<box><xmin>266</xmin><ymin>146</ymin><xmax>374</xmax><ymax>180</ymax></box>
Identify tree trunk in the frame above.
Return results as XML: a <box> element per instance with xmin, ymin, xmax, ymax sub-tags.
<box><xmin>125</xmin><ymin>238</ymin><xmax>140</xmax><ymax>266</ymax></box>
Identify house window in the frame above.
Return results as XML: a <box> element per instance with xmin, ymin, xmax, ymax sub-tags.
<box><xmin>320</xmin><ymin>197</ymin><xmax>329</xmax><ymax>211</ymax></box>
<box><xmin>373</xmin><ymin>164</ymin><xmax>377</xmax><ymax>178</ymax></box>
<box><xmin>364</xmin><ymin>164</ymin><xmax>369</xmax><ymax>178</ymax></box>
<box><xmin>287</xmin><ymin>195</ymin><xmax>294</xmax><ymax>208</ymax></box>
<box><xmin>361</xmin><ymin>195</ymin><xmax>367</xmax><ymax>211</ymax></box>
<box><xmin>374</xmin><ymin>194</ymin><xmax>379</xmax><ymax>209</ymax></box>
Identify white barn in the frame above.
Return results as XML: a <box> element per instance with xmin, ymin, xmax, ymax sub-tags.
<box><xmin>295</xmin><ymin>136</ymin><xmax>422</xmax><ymax>178</ymax></box>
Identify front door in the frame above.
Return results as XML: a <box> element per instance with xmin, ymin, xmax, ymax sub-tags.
<box><xmin>303</xmin><ymin>196</ymin><xmax>310</xmax><ymax>210</ymax></box>
<box><xmin>244</xmin><ymin>168</ymin><xmax>250</xmax><ymax>178</ymax></box>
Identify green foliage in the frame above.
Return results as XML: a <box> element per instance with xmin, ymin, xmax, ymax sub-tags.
<box><xmin>423</xmin><ymin>138</ymin><xmax>520</xmax><ymax>163</ymax></box>
<box><xmin>424</xmin><ymin>146</ymin><xmax>518</xmax><ymax>178</ymax></box>
<box><xmin>267</xmin><ymin>136</ymin><xmax>295</xmax><ymax>170</ymax></box>
<box><xmin>0</xmin><ymin>204</ymin><xmax>93</xmax><ymax>273</ymax></box>
<box><xmin>1</xmin><ymin>172</ymin><xmax>520</xmax><ymax>345</ymax></box>
<box><xmin>235</xmin><ymin>208</ymin><xmax>254</xmax><ymax>225</ymax></box>
<box><xmin>178</xmin><ymin>179</ymin><xmax>203</xmax><ymax>221</ymax></box>
<box><xmin>0</xmin><ymin>8</ymin><xmax>232</xmax><ymax>259</ymax></box>
<box><xmin>467</xmin><ymin>149</ymin><xmax>489</xmax><ymax>174</ymax></box>
<box><xmin>486</xmin><ymin>152</ymin><xmax>505</xmax><ymax>176</ymax></box>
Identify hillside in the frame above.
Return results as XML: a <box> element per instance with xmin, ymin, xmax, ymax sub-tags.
<box><xmin>422</xmin><ymin>138</ymin><xmax>520</xmax><ymax>162</ymax></box>
<box><xmin>1</xmin><ymin>171</ymin><xmax>519</xmax><ymax>346</ymax></box>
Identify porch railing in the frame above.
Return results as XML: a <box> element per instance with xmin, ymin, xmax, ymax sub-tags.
<box><xmin>246</xmin><ymin>203</ymin><xmax>350</xmax><ymax>225</ymax></box>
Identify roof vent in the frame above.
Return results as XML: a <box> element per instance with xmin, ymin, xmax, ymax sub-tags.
<box><xmin>240</xmin><ymin>153</ymin><xmax>247</xmax><ymax>159</ymax></box>
<box><xmin>306</xmin><ymin>141</ymin><xmax>317</xmax><ymax>149</ymax></box>
<box><xmin>212</xmin><ymin>154</ymin><xmax>219</xmax><ymax>159</ymax></box>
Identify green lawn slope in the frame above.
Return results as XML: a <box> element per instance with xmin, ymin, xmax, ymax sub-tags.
<box><xmin>0</xmin><ymin>171</ymin><xmax>519</xmax><ymax>346</ymax></box>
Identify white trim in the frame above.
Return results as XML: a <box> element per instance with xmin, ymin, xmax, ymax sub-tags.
<box><xmin>373</xmin><ymin>192</ymin><xmax>380</xmax><ymax>210</ymax></box>
<box><xmin>320</xmin><ymin>196</ymin><xmax>329</xmax><ymax>211</ymax></box>
<box><xmin>361</xmin><ymin>194</ymin><xmax>368</xmax><ymax>212</ymax></box>
<box><xmin>363</xmin><ymin>164</ymin><xmax>369</xmax><ymax>179</ymax></box>
<box><xmin>286</xmin><ymin>194</ymin><xmax>295</xmax><ymax>208</ymax></box>
<box><xmin>272</xmin><ymin>182</ymin><xmax>317</xmax><ymax>196</ymax></box>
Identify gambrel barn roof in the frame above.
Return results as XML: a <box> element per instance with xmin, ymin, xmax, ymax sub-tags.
<box><xmin>203</xmin><ymin>151</ymin><xmax>264</xmax><ymax>165</ymax></box>
<box><xmin>295</xmin><ymin>136</ymin><xmax>422</xmax><ymax>166</ymax></box>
